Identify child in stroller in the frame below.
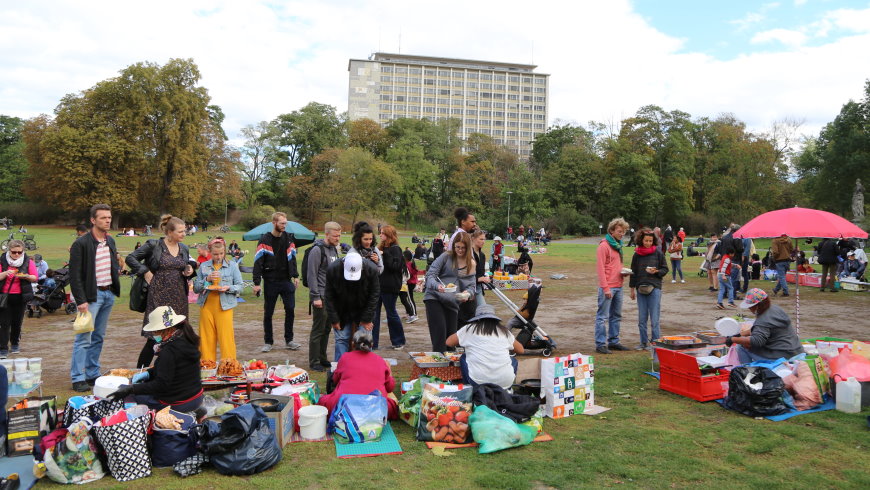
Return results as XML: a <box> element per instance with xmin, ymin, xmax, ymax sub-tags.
<box><xmin>487</xmin><ymin>283</ymin><xmax>556</xmax><ymax>356</ymax></box>
<box><xmin>27</xmin><ymin>267</ymin><xmax>76</xmax><ymax>318</ymax></box>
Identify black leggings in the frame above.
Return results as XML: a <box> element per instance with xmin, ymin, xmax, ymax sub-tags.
<box><xmin>424</xmin><ymin>300</ymin><xmax>457</xmax><ymax>352</ymax></box>
<box><xmin>399</xmin><ymin>288</ymin><xmax>417</xmax><ymax>317</ymax></box>
<box><xmin>0</xmin><ymin>294</ymin><xmax>25</xmax><ymax>351</ymax></box>
<box><xmin>137</xmin><ymin>337</ymin><xmax>157</xmax><ymax>368</ymax></box>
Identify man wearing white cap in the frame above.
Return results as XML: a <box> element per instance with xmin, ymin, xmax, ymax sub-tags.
<box><xmin>324</xmin><ymin>252</ymin><xmax>380</xmax><ymax>362</ymax></box>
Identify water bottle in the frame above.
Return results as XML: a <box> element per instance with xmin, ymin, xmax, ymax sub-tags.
<box><xmin>835</xmin><ymin>377</ymin><xmax>862</xmax><ymax>413</ymax></box>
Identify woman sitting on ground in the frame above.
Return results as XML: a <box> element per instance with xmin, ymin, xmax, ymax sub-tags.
<box><xmin>446</xmin><ymin>304</ymin><xmax>523</xmax><ymax>389</ymax></box>
<box><xmin>725</xmin><ymin>288</ymin><xmax>802</xmax><ymax>364</ymax></box>
<box><xmin>318</xmin><ymin>329</ymin><xmax>398</xmax><ymax>419</ymax></box>
<box><xmin>109</xmin><ymin>306</ymin><xmax>203</xmax><ymax>412</ymax></box>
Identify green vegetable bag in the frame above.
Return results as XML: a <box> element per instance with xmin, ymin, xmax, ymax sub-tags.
<box><xmin>469</xmin><ymin>405</ymin><xmax>537</xmax><ymax>454</ymax></box>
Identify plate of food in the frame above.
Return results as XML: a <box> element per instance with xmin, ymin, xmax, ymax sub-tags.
<box><xmin>443</xmin><ymin>282</ymin><xmax>457</xmax><ymax>293</ymax></box>
<box><xmin>414</xmin><ymin>352</ymin><xmax>451</xmax><ymax>367</ymax></box>
<box><xmin>205</xmin><ymin>285</ymin><xmax>224</xmax><ymax>291</ymax></box>
<box><xmin>621</xmin><ymin>268</ymin><xmax>633</xmax><ymax>275</ymax></box>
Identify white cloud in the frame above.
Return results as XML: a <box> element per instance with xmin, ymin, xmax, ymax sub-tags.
<box><xmin>0</xmin><ymin>0</ymin><xmax>867</xmax><ymax>147</ymax></box>
<box><xmin>751</xmin><ymin>28</ymin><xmax>809</xmax><ymax>47</ymax></box>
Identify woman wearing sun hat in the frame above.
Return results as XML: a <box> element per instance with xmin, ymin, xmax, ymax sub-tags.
<box><xmin>724</xmin><ymin>288</ymin><xmax>802</xmax><ymax>364</ymax></box>
<box><xmin>108</xmin><ymin>306</ymin><xmax>203</xmax><ymax>412</ymax></box>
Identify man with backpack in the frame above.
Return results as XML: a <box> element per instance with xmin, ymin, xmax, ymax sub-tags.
<box><xmin>306</xmin><ymin>221</ymin><xmax>342</xmax><ymax>372</ymax></box>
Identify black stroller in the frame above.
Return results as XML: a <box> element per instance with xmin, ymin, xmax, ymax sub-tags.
<box><xmin>485</xmin><ymin>283</ymin><xmax>556</xmax><ymax>356</ymax></box>
<box><xmin>27</xmin><ymin>267</ymin><xmax>77</xmax><ymax>318</ymax></box>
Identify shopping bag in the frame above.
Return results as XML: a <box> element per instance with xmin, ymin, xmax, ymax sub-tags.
<box><xmin>62</xmin><ymin>396</ymin><xmax>125</xmax><ymax>427</ymax></box>
<box><xmin>540</xmin><ymin>353</ymin><xmax>594</xmax><ymax>418</ymax></box>
<box><xmin>73</xmin><ymin>311</ymin><xmax>94</xmax><ymax>335</ymax></box>
<box><xmin>328</xmin><ymin>391</ymin><xmax>388</xmax><ymax>444</ymax></box>
<box><xmin>827</xmin><ymin>348</ymin><xmax>870</xmax><ymax>382</ymax></box>
<box><xmin>803</xmin><ymin>355</ymin><xmax>831</xmax><ymax>396</ymax></box>
<box><xmin>43</xmin><ymin>419</ymin><xmax>105</xmax><ymax>484</ymax></box>
<box><xmin>92</xmin><ymin>409</ymin><xmax>153</xmax><ymax>482</ymax></box>
<box><xmin>416</xmin><ymin>383</ymin><xmax>473</xmax><ymax>443</ymax></box>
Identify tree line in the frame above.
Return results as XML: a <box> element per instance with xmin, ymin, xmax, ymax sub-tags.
<box><xmin>0</xmin><ymin>59</ymin><xmax>865</xmax><ymax>234</ymax></box>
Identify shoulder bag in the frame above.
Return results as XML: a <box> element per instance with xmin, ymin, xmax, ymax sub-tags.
<box><xmin>129</xmin><ymin>274</ymin><xmax>149</xmax><ymax>312</ymax></box>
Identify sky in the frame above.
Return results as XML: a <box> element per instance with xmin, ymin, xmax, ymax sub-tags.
<box><xmin>2</xmin><ymin>0</ymin><xmax>869</xmax><ymax>146</ymax></box>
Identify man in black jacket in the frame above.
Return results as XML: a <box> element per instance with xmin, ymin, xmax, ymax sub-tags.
<box><xmin>324</xmin><ymin>252</ymin><xmax>379</xmax><ymax>362</ymax></box>
<box><xmin>252</xmin><ymin>212</ymin><xmax>300</xmax><ymax>352</ymax></box>
<box><xmin>69</xmin><ymin>204</ymin><xmax>121</xmax><ymax>392</ymax></box>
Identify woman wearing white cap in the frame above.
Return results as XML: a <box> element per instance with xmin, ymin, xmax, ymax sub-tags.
<box><xmin>108</xmin><ymin>306</ymin><xmax>203</xmax><ymax>412</ymax></box>
<box><xmin>725</xmin><ymin>288</ymin><xmax>802</xmax><ymax>364</ymax></box>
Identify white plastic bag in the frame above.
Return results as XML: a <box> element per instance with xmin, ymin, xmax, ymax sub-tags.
<box><xmin>73</xmin><ymin>311</ymin><xmax>94</xmax><ymax>335</ymax></box>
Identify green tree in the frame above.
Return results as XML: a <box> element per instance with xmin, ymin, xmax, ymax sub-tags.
<box><xmin>384</xmin><ymin>142</ymin><xmax>437</xmax><ymax>228</ymax></box>
<box><xmin>332</xmin><ymin>148</ymin><xmax>400</xmax><ymax>225</ymax></box>
<box><xmin>348</xmin><ymin>118</ymin><xmax>389</xmax><ymax>157</ymax></box>
<box><xmin>385</xmin><ymin>118</ymin><xmax>461</xmax><ymax>208</ymax></box>
<box><xmin>23</xmin><ymin>58</ymin><xmax>219</xmax><ymax>220</ymax></box>
<box><xmin>239</xmin><ymin>121</ymin><xmax>283</xmax><ymax>207</ymax></box>
<box><xmin>0</xmin><ymin>115</ymin><xmax>28</xmax><ymax>202</ymax></box>
<box><xmin>273</xmin><ymin>102</ymin><xmax>346</xmax><ymax>176</ymax></box>
<box><xmin>530</xmin><ymin>124</ymin><xmax>594</xmax><ymax>176</ymax></box>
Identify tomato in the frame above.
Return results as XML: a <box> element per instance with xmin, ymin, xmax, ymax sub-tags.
<box><xmin>438</xmin><ymin>413</ymin><xmax>453</xmax><ymax>426</ymax></box>
<box><xmin>447</xmin><ymin>405</ymin><xmax>460</xmax><ymax>413</ymax></box>
<box><xmin>454</xmin><ymin>411</ymin><xmax>469</xmax><ymax>423</ymax></box>
<box><xmin>426</xmin><ymin>412</ymin><xmax>436</xmax><ymax>421</ymax></box>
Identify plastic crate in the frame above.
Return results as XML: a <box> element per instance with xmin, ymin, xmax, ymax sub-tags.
<box><xmin>659</xmin><ymin>367</ymin><xmax>730</xmax><ymax>402</ymax></box>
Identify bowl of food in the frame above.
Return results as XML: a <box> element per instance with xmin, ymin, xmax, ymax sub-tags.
<box><xmin>455</xmin><ymin>291</ymin><xmax>471</xmax><ymax>302</ymax></box>
<box><xmin>443</xmin><ymin>282</ymin><xmax>457</xmax><ymax>293</ymax></box>
<box><xmin>249</xmin><ymin>398</ymin><xmax>281</xmax><ymax>413</ymax></box>
<box><xmin>621</xmin><ymin>268</ymin><xmax>634</xmax><ymax>275</ymax></box>
<box><xmin>200</xmin><ymin>360</ymin><xmax>217</xmax><ymax>379</ymax></box>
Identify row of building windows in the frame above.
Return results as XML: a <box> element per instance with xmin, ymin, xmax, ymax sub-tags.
<box><xmin>381</xmin><ymin>76</ymin><xmax>545</xmax><ymax>92</ymax></box>
<box><xmin>381</xmin><ymin>86</ymin><xmax>545</xmax><ymax>102</ymax></box>
<box><xmin>379</xmin><ymin>66</ymin><xmax>546</xmax><ymax>84</ymax></box>
<box><xmin>379</xmin><ymin>105</ymin><xmax>545</xmax><ymax>120</ymax></box>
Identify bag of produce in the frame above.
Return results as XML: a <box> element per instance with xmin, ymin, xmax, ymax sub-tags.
<box><xmin>328</xmin><ymin>391</ymin><xmax>388</xmax><ymax>444</ymax></box>
<box><xmin>416</xmin><ymin>383</ymin><xmax>473</xmax><ymax>443</ymax></box>
<box><xmin>469</xmin><ymin>405</ymin><xmax>537</xmax><ymax>454</ymax></box>
<box><xmin>397</xmin><ymin>375</ymin><xmax>444</xmax><ymax>428</ymax></box>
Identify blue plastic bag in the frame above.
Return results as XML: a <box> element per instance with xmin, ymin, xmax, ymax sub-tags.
<box><xmin>328</xmin><ymin>391</ymin><xmax>387</xmax><ymax>444</ymax></box>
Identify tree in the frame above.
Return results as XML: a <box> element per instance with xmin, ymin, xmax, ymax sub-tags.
<box><xmin>529</xmin><ymin>124</ymin><xmax>594</xmax><ymax>176</ymax></box>
<box><xmin>238</xmin><ymin>121</ymin><xmax>283</xmax><ymax>208</ymax></box>
<box><xmin>384</xmin><ymin>142</ymin><xmax>436</xmax><ymax>228</ymax></box>
<box><xmin>273</xmin><ymin>102</ymin><xmax>346</xmax><ymax>176</ymax></box>
<box><xmin>331</xmin><ymin>148</ymin><xmax>400</xmax><ymax>226</ymax></box>
<box><xmin>385</xmin><ymin>117</ymin><xmax>461</xmax><ymax>208</ymax></box>
<box><xmin>23</xmin><ymin>58</ymin><xmax>218</xmax><ymax>220</ymax></box>
<box><xmin>348</xmin><ymin>118</ymin><xmax>389</xmax><ymax>157</ymax></box>
<box><xmin>0</xmin><ymin>115</ymin><xmax>28</xmax><ymax>202</ymax></box>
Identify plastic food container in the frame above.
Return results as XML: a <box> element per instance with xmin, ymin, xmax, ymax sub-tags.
<box><xmin>13</xmin><ymin>359</ymin><xmax>27</xmax><ymax>372</ymax></box>
<box><xmin>28</xmin><ymin>358</ymin><xmax>42</xmax><ymax>372</ymax></box>
<box><xmin>200</xmin><ymin>368</ymin><xmax>217</xmax><ymax>379</ymax></box>
<box><xmin>16</xmin><ymin>371</ymin><xmax>35</xmax><ymax>390</ymax></box>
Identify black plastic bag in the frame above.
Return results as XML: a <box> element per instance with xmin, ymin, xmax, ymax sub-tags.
<box><xmin>198</xmin><ymin>404</ymin><xmax>282</xmax><ymax>475</ymax></box>
<box><xmin>724</xmin><ymin>366</ymin><xmax>789</xmax><ymax>417</ymax></box>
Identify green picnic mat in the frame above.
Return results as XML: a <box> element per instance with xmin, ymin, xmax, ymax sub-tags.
<box><xmin>334</xmin><ymin>422</ymin><xmax>403</xmax><ymax>458</ymax></box>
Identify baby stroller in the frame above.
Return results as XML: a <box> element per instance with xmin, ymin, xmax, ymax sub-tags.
<box><xmin>27</xmin><ymin>268</ymin><xmax>77</xmax><ymax>318</ymax></box>
<box><xmin>485</xmin><ymin>283</ymin><xmax>556</xmax><ymax>356</ymax></box>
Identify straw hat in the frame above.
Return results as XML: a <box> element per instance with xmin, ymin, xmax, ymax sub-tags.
<box><xmin>143</xmin><ymin>306</ymin><xmax>186</xmax><ymax>332</ymax></box>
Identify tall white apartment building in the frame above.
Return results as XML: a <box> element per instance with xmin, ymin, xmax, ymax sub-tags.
<box><xmin>348</xmin><ymin>52</ymin><xmax>549</xmax><ymax>158</ymax></box>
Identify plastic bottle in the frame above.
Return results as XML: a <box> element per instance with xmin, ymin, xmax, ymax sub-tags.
<box><xmin>835</xmin><ymin>377</ymin><xmax>862</xmax><ymax>413</ymax></box>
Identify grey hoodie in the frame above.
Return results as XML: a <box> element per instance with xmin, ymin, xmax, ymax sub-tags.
<box><xmin>306</xmin><ymin>239</ymin><xmax>340</xmax><ymax>302</ymax></box>
<box><xmin>748</xmin><ymin>304</ymin><xmax>803</xmax><ymax>359</ymax></box>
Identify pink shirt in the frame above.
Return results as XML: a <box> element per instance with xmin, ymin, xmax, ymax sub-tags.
<box><xmin>318</xmin><ymin>350</ymin><xmax>398</xmax><ymax>419</ymax></box>
<box><xmin>2</xmin><ymin>261</ymin><xmax>37</xmax><ymax>295</ymax></box>
<box><xmin>596</xmin><ymin>239</ymin><xmax>625</xmax><ymax>294</ymax></box>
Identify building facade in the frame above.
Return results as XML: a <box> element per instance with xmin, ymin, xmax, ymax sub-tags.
<box><xmin>348</xmin><ymin>52</ymin><xmax>549</xmax><ymax>158</ymax></box>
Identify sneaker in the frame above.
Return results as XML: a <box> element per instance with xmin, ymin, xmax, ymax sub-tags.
<box><xmin>407</xmin><ymin>315</ymin><xmax>419</xmax><ymax>323</ymax></box>
<box><xmin>708</xmin><ymin>287</ymin><xmax>715</xmax><ymax>292</ymax></box>
<box><xmin>608</xmin><ymin>343</ymin><xmax>630</xmax><ymax>351</ymax></box>
<box><xmin>772</xmin><ymin>289</ymin><xmax>779</xmax><ymax>296</ymax></box>
<box><xmin>0</xmin><ymin>352</ymin><xmax>6</xmax><ymax>360</ymax></box>
<box><xmin>716</xmin><ymin>303</ymin><xmax>725</xmax><ymax>310</ymax></box>
<box><xmin>86</xmin><ymin>378</ymin><xmax>98</xmax><ymax>387</ymax></box>
<box><xmin>595</xmin><ymin>346</ymin><xmax>611</xmax><ymax>354</ymax></box>
<box><xmin>320</xmin><ymin>360</ymin><xmax>332</xmax><ymax>368</ymax></box>
<box><xmin>680</xmin><ymin>280</ymin><xmax>686</xmax><ymax>283</ymax></box>
<box><xmin>782</xmin><ymin>293</ymin><xmax>790</xmax><ymax>296</ymax></box>
<box><xmin>391</xmin><ymin>344</ymin><xmax>405</xmax><ymax>350</ymax></box>
<box><xmin>671</xmin><ymin>280</ymin><xmax>676</xmax><ymax>284</ymax></box>
<box><xmin>10</xmin><ymin>345</ymin><xmax>19</xmax><ymax>354</ymax></box>
<box><xmin>634</xmin><ymin>343</ymin><xmax>648</xmax><ymax>351</ymax></box>
<box><xmin>285</xmin><ymin>341</ymin><xmax>302</xmax><ymax>350</ymax></box>
<box><xmin>309</xmin><ymin>364</ymin><xmax>325</xmax><ymax>372</ymax></box>
<box><xmin>260</xmin><ymin>344</ymin><xmax>273</xmax><ymax>353</ymax></box>
<box><xmin>72</xmin><ymin>381</ymin><xmax>90</xmax><ymax>392</ymax></box>
<box><xmin>829</xmin><ymin>289</ymin><xmax>838</xmax><ymax>293</ymax></box>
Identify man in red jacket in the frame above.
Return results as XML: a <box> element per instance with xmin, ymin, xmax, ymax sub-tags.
<box><xmin>595</xmin><ymin>217</ymin><xmax>630</xmax><ymax>354</ymax></box>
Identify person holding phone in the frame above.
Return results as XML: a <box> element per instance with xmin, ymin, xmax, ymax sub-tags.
<box><xmin>628</xmin><ymin>228</ymin><xmax>668</xmax><ymax>351</ymax></box>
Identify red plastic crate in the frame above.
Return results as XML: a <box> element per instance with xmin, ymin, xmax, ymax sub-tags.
<box><xmin>656</xmin><ymin>348</ymin><xmax>730</xmax><ymax>401</ymax></box>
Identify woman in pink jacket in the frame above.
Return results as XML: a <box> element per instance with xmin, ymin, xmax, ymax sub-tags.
<box><xmin>594</xmin><ymin>218</ymin><xmax>631</xmax><ymax>354</ymax></box>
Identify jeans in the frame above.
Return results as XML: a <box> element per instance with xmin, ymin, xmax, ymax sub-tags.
<box><xmin>717</xmin><ymin>275</ymin><xmax>734</xmax><ymax>304</ymax></box>
<box><xmin>70</xmin><ymin>289</ymin><xmax>115</xmax><ymax>382</ymax></box>
<box><xmin>736</xmin><ymin>345</ymin><xmax>770</xmax><ymax>364</ymax></box>
<box><xmin>594</xmin><ymin>287</ymin><xmax>623</xmax><ymax>348</ymax></box>
<box><xmin>636</xmin><ymin>287</ymin><xmax>661</xmax><ymax>346</ymax></box>
<box><xmin>670</xmin><ymin>260</ymin><xmax>683</xmax><ymax>280</ymax></box>
<box><xmin>773</xmin><ymin>261</ymin><xmax>790</xmax><ymax>295</ymax></box>
<box><xmin>333</xmin><ymin>323</ymin><xmax>366</xmax><ymax>362</ymax></box>
<box><xmin>730</xmin><ymin>266</ymin><xmax>742</xmax><ymax>294</ymax></box>
<box><xmin>373</xmin><ymin>293</ymin><xmax>405</xmax><ymax>349</ymax></box>
<box><xmin>740</xmin><ymin>255</ymin><xmax>751</xmax><ymax>292</ymax></box>
<box><xmin>459</xmin><ymin>353</ymin><xmax>517</xmax><ymax>388</ymax></box>
<box><xmin>263</xmin><ymin>279</ymin><xmax>295</xmax><ymax>344</ymax></box>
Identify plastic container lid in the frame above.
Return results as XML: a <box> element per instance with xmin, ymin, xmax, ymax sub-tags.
<box><xmin>715</xmin><ymin>317</ymin><xmax>741</xmax><ymax>336</ymax></box>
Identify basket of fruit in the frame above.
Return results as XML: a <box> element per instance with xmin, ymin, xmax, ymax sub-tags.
<box><xmin>244</xmin><ymin>359</ymin><xmax>268</xmax><ymax>382</ymax></box>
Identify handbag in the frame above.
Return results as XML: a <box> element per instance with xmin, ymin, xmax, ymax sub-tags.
<box><xmin>637</xmin><ymin>284</ymin><xmax>655</xmax><ymax>295</ymax></box>
<box><xmin>129</xmin><ymin>274</ymin><xmax>148</xmax><ymax>313</ymax></box>
<box><xmin>0</xmin><ymin>275</ymin><xmax>11</xmax><ymax>309</ymax></box>
<box><xmin>669</xmin><ymin>252</ymin><xmax>682</xmax><ymax>260</ymax></box>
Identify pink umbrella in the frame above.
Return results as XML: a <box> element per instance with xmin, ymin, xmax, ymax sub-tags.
<box><xmin>733</xmin><ymin>206</ymin><xmax>867</xmax><ymax>239</ymax></box>
<box><xmin>733</xmin><ymin>207</ymin><xmax>867</xmax><ymax>333</ymax></box>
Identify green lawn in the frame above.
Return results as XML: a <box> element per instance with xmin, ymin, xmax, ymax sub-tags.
<box><xmin>12</xmin><ymin>226</ymin><xmax>870</xmax><ymax>489</ymax></box>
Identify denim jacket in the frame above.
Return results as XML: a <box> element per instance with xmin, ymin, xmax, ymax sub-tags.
<box><xmin>193</xmin><ymin>259</ymin><xmax>244</xmax><ymax>310</ymax></box>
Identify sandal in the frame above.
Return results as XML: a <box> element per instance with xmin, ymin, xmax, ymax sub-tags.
<box><xmin>716</xmin><ymin>304</ymin><xmax>725</xmax><ymax>310</ymax></box>
<box><xmin>727</xmin><ymin>303</ymin><xmax>737</xmax><ymax>308</ymax></box>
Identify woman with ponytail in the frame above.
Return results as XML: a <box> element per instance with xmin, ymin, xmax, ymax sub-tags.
<box><xmin>316</xmin><ymin>329</ymin><xmax>398</xmax><ymax>419</ymax></box>
<box><xmin>127</xmin><ymin>214</ymin><xmax>197</xmax><ymax>367</ymax></box>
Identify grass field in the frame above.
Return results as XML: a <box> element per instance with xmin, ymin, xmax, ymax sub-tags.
<box><xmin>8</xmin><ymin>226</ymin><xmax>870</xmax><ymax>489</ymax></box>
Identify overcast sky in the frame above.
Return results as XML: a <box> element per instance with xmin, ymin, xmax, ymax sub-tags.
<box><xmin>2</xmin><ymin>0</ymin><xmax>869</xmax><ymax>144</ymax></box>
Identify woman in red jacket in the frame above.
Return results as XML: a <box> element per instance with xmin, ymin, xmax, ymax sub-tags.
<box><xmin>318</xmin><ymin>329</ymin><xmax>398</xmax><ymax>419</ymax></box>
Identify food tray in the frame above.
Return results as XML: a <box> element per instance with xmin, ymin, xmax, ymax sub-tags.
<box><xmin>493</xmin><ymin>279</ymin><xmax>530</xmax><ymax>290</ymax></box>
<box><xmin>653</xmin><ymin>338</ymin><xmax>708</xmax><ymax>350</ymax></box>
<box><xmin>409</xmin><ymin>351</ymin><xmax>450</xmax><ymax>368</ymax></box>
<box><xmin>695</xmin><ymin>331</ymin><xmax>728</xmax><ymax>344</ymax></box>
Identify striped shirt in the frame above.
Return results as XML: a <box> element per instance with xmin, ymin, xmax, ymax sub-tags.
<box><xmin>95</xmin><ymin>239</ymin><xmax>112</xmax><ymax>286</ymax></box>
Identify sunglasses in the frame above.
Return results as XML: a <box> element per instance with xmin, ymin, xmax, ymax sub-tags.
<box><xmin>8</xmin><ymin>251</ymin><xmax>23</xmax><ymax>255</ymax></box>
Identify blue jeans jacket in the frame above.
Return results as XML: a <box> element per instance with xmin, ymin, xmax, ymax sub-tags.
<box><xmin>193</xmin><ymin>259</ymin><xmax>244</xmax><ymax>310</ymax></box>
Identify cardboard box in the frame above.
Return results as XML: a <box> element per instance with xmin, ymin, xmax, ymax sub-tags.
<box><xmin>249</xmin><ymin>392</ymin><xmax>295</xmax><ymax>447</ymax></box>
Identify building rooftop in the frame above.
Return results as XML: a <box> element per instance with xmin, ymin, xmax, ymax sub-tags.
<box><xmin>349</xmin><ymin>52</ymin><xmax>547</xmax><ymax>74</ymax></box>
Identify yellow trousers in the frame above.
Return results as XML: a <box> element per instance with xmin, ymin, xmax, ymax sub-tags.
<box><xmin>199</xmin><ymin>292</ymin><xmax>236</xmax><ymax>361</ymax></box>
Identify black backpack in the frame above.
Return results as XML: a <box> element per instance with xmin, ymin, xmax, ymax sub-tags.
<box><xmin>300</xmin><ymin>243</ymin><xmax>325</xmax><ymax>288</ymax></box>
